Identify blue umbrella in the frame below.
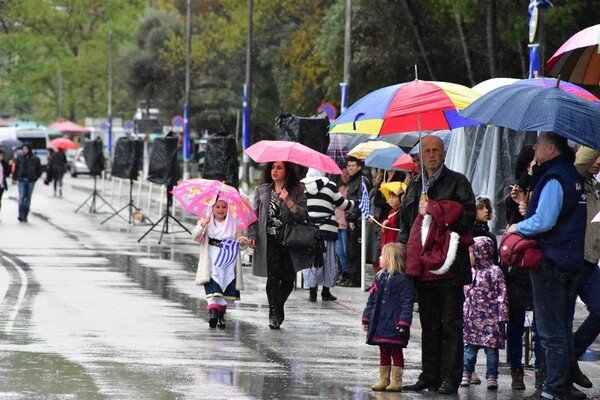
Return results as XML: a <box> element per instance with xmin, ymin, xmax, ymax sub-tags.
<box><xmin>1</xmin><ymin>139</ymin><xmax>23</xmax><ymax>148</ymax></box>
<box><xmin>460</xmin><ymin>84</ymin><xmax>600</xmax><ymax>150</ymax></box>
<box><xmin>364</xmin><ymin>147</ymin><xmax>406</xmax><ymax>171</ymax></box>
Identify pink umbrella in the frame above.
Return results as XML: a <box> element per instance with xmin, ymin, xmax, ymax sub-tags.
<box><xmin>171</xmin><ymin>178</ymin><xmax>257</xmax><ymax>229</ymax></box>
<box><xmin>546</xmin><ymin>24</ymin><xmax>600</xmax><ymax>85</ymax></box>
<box><xmin>49</xmin><ymin>118</ymin><xmax>91</xmax><ymax>135</ymax></box>
<box><xmin>49</xmin><ymin>137</ymin><xmax>78</xmax><ymax>150</ymax></box>
<box><xmin>245</xmin><ymin>140</ymin><xmax>343</xmax><ymax>174</ymax></box>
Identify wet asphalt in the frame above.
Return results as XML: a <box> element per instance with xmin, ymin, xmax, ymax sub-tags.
<box><xmin>0</xmin><ymin>174</ymin><xmax>599</xmax><ymax>400</ymax></box>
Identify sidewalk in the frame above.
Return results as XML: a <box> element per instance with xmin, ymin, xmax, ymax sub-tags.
<box><xmin>4</xmin><ymin>174</ymin><xmax>600</xmax><ymax>399</ymax></box>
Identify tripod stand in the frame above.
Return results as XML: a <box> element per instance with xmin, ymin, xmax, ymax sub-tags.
<box><xmin>75</xmin><ymin>175</ymin><xmax>118</xmax><ymax>214</ymax></box>
<box><xmin>137</xmin><ymin>186</ymin><xmax>190</xmax><ymax>244</ymax></box>
<box><xmin>101</xmin><ymin>179</ymin><xmax>149</xmax><ymax>225</ymax></box>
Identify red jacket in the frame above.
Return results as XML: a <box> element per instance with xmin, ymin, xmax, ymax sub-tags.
<box><xmin>405</xmin><ymin>199</ymin><xmax>474</xmax><ymax>282</ymax></box>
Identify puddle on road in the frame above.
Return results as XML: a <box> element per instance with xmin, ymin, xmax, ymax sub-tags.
<box><xmin>102</xmin><ymin>249</ymin><xmax>372</xmax><ymax>400</ymax></box>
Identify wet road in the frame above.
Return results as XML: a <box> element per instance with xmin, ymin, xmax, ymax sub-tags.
<box><xmin>0</xmin><ymin>176</ymin><xmax>599</xmax><ymax>399</ymax></box>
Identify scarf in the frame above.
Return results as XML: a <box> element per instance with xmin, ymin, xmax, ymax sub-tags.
<box><xmin>206</xmin><ymin>204</ymin><xmax>238</xmax><ymax>241</ymax></box>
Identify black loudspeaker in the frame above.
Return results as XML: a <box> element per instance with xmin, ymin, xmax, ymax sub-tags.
<box><xmin>148</xmin><ymin>134</ymin><xmax>180</xmax><ymax>186</ymax></box>
<box><xmin>83</xmin><ymin>138</ymin><xmax>105</xmax><ymax>176</ymax></box>
<box><xmin>275</xmin><ymin>114</ymin><xmax>330</xmax><ymax>154</ymax></box>
<box><xmin>202</xmin><ymin>132</ymin><xmax>239</xmax><ymax>188</ymax></box>
<box><xmin>112</xmin><ymin>137</ymin><xmax>143</xmax><ymax>180</ymax></box>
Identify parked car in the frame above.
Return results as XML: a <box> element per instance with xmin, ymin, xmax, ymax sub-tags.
<box><xmin>67</xmin><ymin>148</ymin><xmax>90</xmax><ymax>177</ymax></box>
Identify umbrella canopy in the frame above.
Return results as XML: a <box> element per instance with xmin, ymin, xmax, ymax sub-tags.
<box><xmin>460</xmin><ymin>83</ymin><xmax>600</xmax><ymax>150</ymax></box>
<box><xmin>410</xmin><ymin>130</ymin><xmax>453</xmax><ymax>155</ymax></box>
<box><xmin>1</xmin><ymin>139</ymin><xmax>23</xmax><ymax>148</ymax></box>
<box><xmin>379</xmin><ymin>181</ymin><xmax>407</xmax><ymax>202</ymax></box>
<box><xmin>245</xmin><ymin>140</ymin><xmax>342</xmax><ymax>175</ymax></box>
<box><xmin>49</xmin><ymin>118</ymin><xmax>91</xmax><ymax>135</ymax></box>
<box><xmin>347</xmin><ymin>141</ymin><xmax>396</xmax><ymax>160</ymax></box>
<box><xmin>171</xmin><ymin>178</ymin><xmax>257</xmax><ymax>229</ymax></box>
<box><xmin>374</xmin><ymin>131</ymin><xmax>421</xmax><ymax>153</ymax></box>
<box><xmin>392</xmin><ymin>154</ymin><xmax>417</xmax><ymax>172</ymax></box>
<box><xmin>0</xmin><ymin>144</ymin><xmax>13</xmax><ymax>159</ymax></box>
<box><xmin>329</xmin><ymin>80</ymin><xmax>482</xmax><ymax>136</ymax></box>
<box><xmin>514</xmin><ymin>77</ymin><xmax>600</xmax><ymax>102</ymax></box>
<box><xmin>364</xmin><ymin>147</ymin><xmax>406</xmax><ymax>171</ymax></box>
<box><xmin>49</xmin><ymin>137</ymin><xmax>78</xmax><ymax>150</ymax></box>
<box><xmin>472</xmin><ymin>78</ymin><xmax>519</xmax><ymax>95</ymax></box>
<box><xmin>546</xmin><ymin>24</ymin><xmax>600</xmax><ymax>86</ymax></box>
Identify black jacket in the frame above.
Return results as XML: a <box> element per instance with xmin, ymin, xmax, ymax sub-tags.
<box><xmin>345</xmin><ymin>169</ymin><xmax>371</xmax><ymax>224</ymax></box>
<box><xmin>13</xmin><ymin>153</ymin><xmax>42</xmax><ymax>182</ymax></box>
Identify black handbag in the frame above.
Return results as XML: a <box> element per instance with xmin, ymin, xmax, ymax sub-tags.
<box><xmin>282</xmin><ymin>218</ymin><xmax>326</xmax><ymax>268</ymax></box>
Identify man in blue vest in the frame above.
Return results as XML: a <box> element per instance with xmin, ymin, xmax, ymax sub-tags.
<box><xmin>508</xmin><ymin>132</ymin><xmax>586</xmax><ymax>400</ymax></box>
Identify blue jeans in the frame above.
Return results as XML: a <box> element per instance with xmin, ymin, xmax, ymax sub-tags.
<box><xmin>574</xmin><ymin>260</ymin><xmax>600</xmax><ymax>358</ymax></box>
<box><xmin>18</xmin><ymin>179</ymin><xmax>35</xmax><ymax>219</ymax></box>
<box><xmin>463</xmin><ymin>344</ymin><xmax>499</xmax><ymax>379</ymax></box>
<box><xmin>530</xmin><ymin>260</ymin><xmax>580</xmax><ymax>399</ymax></box>
<box><xmin>336</xmin><ymin>229</ymin><xmax>348</xmax><ymax>273</ymax></box>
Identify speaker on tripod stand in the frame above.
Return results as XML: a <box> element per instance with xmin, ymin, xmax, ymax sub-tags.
<box><xmin>75</xmin><ymin>138</ymin><xmax>118</xmax><ymax>214</ymax></box>
<box><xmin>101</xmin><ymin>137</ymin><xmax>148</xmax><ymax>225</ymax></box>
<box><xmin>138</xmin><ymin>133</ymin><xmax>190</xmax><ymax>244</ymax></box>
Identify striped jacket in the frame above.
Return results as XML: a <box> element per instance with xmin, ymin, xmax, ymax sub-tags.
<box><xmin>301</xmin><ymin>176</ymin><xmax>355</xmax><ymax>240</ymax></box>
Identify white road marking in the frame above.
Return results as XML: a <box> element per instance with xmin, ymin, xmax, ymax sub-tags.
<box><xmin>2</xmin><ymin>256</ymin><xmax>28</xmax><ymax>332</ymax></box>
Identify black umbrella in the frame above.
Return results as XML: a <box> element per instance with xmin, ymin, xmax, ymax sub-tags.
<box><xmin>1</xmin><ymin>139</ymin><xmax>23</xmax><ymax>148</ymax></box>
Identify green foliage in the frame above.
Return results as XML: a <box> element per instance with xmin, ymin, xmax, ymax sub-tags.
<box><xmin>0</xmin><ymin>0</ymin><xmax>599</xmax><ymax>135</ymax></box>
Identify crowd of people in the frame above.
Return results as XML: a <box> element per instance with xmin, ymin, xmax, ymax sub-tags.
<box><xmin>190</xmin><ymin>132</ymin><xmax>599</xmax><ymax>399</ymax></box>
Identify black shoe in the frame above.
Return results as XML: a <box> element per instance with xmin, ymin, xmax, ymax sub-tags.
<box><xmin>438</xmin><ymin>380</ymin><xmax>458</xmax><ymax>395</ymax></box>
<box><xmin>569</xmin><ymin>386</ymin><xmax>588</xmax><ymax>400</ymax></box>
<box><xmin>340</xmin><ymin>279</ymin><xmax>360</xmax><ymax>287</ymax></box>
<box><xmin>268</xmin><ymin>314</ymin><xmax>280</xmax><ymax>329</ymax></box>
<box><xmin>404</xmin><ymin>380</ymin><xmax>437</xmax><ymax>392</ymax></box>
<box><xmin>17</xmin><ymin>216</ymin><xmax>24</xmax><ymax>222</ymax></box>
<box><xmin>217</xmin><ymin>311</ymin><xmax>226</xmax><ymax>329</ymax></box>
<box><xmin>321</xmin><ymin>292</ymin><xmax>337</xmax><ymax>301</ymax></box>
<box><xmin>572</xmin><ymin>361</ymin><xmax>593</xmax><ymax>388</ymax></box>
<box><xmin>208</xmin><ymin>309</ymin><xmax>218</xmax><ymax>329</ymax></box>
<box><xmin>308</xmin><ymin>287</ymin><xmax>317</xmax><ymax>302</ymax></box>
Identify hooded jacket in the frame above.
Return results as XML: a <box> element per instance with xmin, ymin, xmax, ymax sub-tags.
<box><xmin>574</xmin><ymin>146</ymin><xmax>600</xmax><ymax>265</ymax></box>
<box><xmin>463</xmin><ymin>236</ymin><xmax>508</xmax><ymax>349</ymax></box>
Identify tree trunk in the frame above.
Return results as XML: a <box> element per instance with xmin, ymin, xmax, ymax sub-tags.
<box><xmin>453</xmin><ymin>7</ymin><xmax>475</xmax><ymax>86</ymax></box>
<box><xmin>516</xmin><ymin>40</ymin><xmax>527</xmax><ymax>78</ymax></box>
<box><xmin>486</xmin><ymin>0</ymin><xmax>498</xmax><ymax>77</ymax></box>
<box><xmin>401</xmin><ymin>0</ymin><xmax>438</xmax><ymax>80</ymax></box>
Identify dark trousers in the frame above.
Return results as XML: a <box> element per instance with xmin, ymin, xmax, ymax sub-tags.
<box><xmin>345</xmin><ymin>224</ymin><xmax>362</xmax><ymax>285</ymax></box>
<box><xmin>417</xmin><ymin>284</ymin><xmax>464</xmax><ymax>387</ymax></box>
<box><xmin>506</xmin><ymin>307</ymin><xmax>526</xmax><ymax>369</ymax></box>
<box><xmin>266</xmin><ymin>236</ymin><xmax>295</xmax><ymax>317</ymax></box>
<box><xmin>529</xmin><ymin>260</ymin><xmax>580</xmax><ymax>399</ymax></box>
<box><xmin>0</xmin><ymin>186</ymin><xmax>4</xmax><ymax>210</ymax></box>
<box><xmin>574</xmin><ymin>260</ymin><xmax>600</xmax><ymax>358</ymax></box>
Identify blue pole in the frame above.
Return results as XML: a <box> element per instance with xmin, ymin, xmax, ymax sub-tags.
<box><xmin>107</xmin><ymin>115</ymin><xmax>112</xmax><ymax>155</ymax></box>
<box><xmin>242</xmin><ymin>84</ymin><xmax>250</xmax><ymax>157</ymax></box>
<box><xmin>184</xmin><ymin>103</ymin><xmax>190</xmax><ymax>160</ymax></box>
<box><xmin>340</xmin><ymin>82</ymin><xmax>348</xmax><ymax>113</ymax></box>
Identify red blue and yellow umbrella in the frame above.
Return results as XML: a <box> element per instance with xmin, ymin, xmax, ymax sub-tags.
<box><xmin>329</xmin><ymin>80</ymin><xmax>482</xmax><ymax>136</ymax></box>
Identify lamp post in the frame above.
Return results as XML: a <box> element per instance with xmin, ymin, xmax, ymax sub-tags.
<box><xmin>242</xmin><ymin>0</ymin><xmax>252</xmax><ymax>193</ymax></box>
<box><xmin>340</xmin><ymin>0</ymin><xmax>351</xmax><ymax>113</ymax></box>
<box><xmin>183</xmin><ymin>0</ymin><xmax>191</xmax><ymax>180</ymax></box>
<box><xmin>107</xmin><ymin>29</ymin><xmax>113</xmax><ymax>170</ymax></box>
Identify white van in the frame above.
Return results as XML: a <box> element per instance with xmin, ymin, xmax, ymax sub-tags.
<box><xmin>0</xmin><ymin>126</ymin><xmax>50</xmax><ymax>167</ymax></box>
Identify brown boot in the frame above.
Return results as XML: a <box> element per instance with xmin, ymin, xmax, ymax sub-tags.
<box><xmin>385</xmin><ymin>366</ymin><xmax>403</xmax><ymax>392</ymax></box>
<box><xmin>511</xmin><ymin>367</ymin><xmax>526</xmax><ymax>390</ymax></box>
<box><xmin>371</xmin><ymin>366</ymin><xmax>390</xmax><ymax>391</ymax></box>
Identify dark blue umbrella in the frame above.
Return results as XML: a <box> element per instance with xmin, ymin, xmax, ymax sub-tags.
<box><xmin>460</xmin><ymin>84</ymin><xmax>600</xmax><ymax>150</ymax></box>
<box><xmin>364</xmin><ymin>147</ymin><xmax>406</xmax><ymax>171</ymax></box>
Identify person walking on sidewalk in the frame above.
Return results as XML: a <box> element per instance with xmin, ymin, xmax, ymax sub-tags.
<box><xmin>508</xmin><ymin>132</ymin><xmax>586</xmax><ymax>400</ymax></box>
<box><xmin>400</xmin><ymin>135</ymin><xmax>476</xmax><ymax>394</ymax></box>
<box><xmin>301</xmin><ymin>168</ymin><xmax>354</xmax><ymax>302</ymax></box>
<box><xmin>460</xmin><ymin>236</ymin><xmax>508</xmax><ymax>391</ymax></box>
<box><xmin>248</xmin><ymin>161</ymin><xmax>308</xmax><ymax>330</ymax></box>
<box><xmin>362</xmin><ymin>242</ymin><xmax>414</xmax><ymax>392</ymax></box>
<box><xmin>192</xmin><ymin>199</ymin><xmax>248</xmax><ymax>329</ymax></box>
<box><xmin>48</xmin><ymin>147</ymin><xmax>68</xmax><ymax>197</ymax></box>
<box><xmin>0</xmin><ymin>149</ymin><xmax>9</xmax><ymax>221</ymax></box>
<box><xmin>12</xmin><ymin>142</ymin><xmax>42</xmax><ymax>222</ymax></box>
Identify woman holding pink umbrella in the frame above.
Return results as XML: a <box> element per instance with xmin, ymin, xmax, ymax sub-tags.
<box><xmin>247</xmin><ymin>161</ymin><xmax>308</xmax><ymax>329</ymax></box>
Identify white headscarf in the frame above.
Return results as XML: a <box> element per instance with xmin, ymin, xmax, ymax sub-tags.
<box><xmin>206</xmin><ymin>199</ymin><xmax>238</xmax><ymax>240</ymax></box>
<box><xmin>305</xmin><ymin>168</ymin><xmax>324</xmax><ymax>178</ymax></box>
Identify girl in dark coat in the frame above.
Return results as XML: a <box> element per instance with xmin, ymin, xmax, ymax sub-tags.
<box><xmin>0</xmin><ymin>150</ymin><xmax>9</xmax><ymax>218</ymax></box>
<box><xmin>362</xmin><ymin>242</ymin><xmax>414</xmax><ymax>392</ymax></box>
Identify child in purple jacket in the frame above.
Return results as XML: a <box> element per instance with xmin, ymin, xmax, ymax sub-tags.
<box><xmin>362</xmin><ymin>242</ymin><xmax>414</xmax><ymax>392</ymax></box>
